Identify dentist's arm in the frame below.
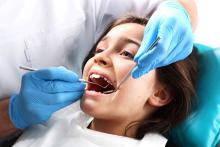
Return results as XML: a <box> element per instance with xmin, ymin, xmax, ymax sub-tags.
<box><xmin>132</xmin><ymin>0</ymin><xmax>198</xmax><ymax>78</ymax></box>
<box><xmin>0</xmin><ymin>67</ymin><xmax>85</xmax><ymax>138</ymax></box>
<box><xmin>0</xmin><ymin>98</ymin><xmax>19</xmax><ymax>138</ymax></box>
<box><xmin>178</xmin><ymin>0</ymin><xmax>198</xmax><ymax>31</ymax></box>
<box><xmin>0</xmin><ymin>0</ymin><xmax>198</xmax><ymax>139</ymax></box>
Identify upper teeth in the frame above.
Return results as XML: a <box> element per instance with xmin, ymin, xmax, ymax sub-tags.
<box><xmin>90</xmin><ymin>73</ymin><xmax>113</xmax><ymax>86</ymax></box>
<box><xmin>90</xmin><ymin>74</ymin><xmax>100</xmax><ymax>78</ymax></box>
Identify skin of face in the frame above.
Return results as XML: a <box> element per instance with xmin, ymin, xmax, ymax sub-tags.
<box><xmin>80</xmin><ymin>23</ymin><xmax>169</xmax><ymax>136</ymax></box>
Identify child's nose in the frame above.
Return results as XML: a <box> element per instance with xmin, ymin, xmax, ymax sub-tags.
<box><xmin>94</xmin><ymin>51</ymin><xmax>113</xmax><ymax>67</ymax></box>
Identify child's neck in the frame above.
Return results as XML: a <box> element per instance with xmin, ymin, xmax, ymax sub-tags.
<box><xmin>89</xmin><ymin>118</ymin><xmax>138</xmax><ymax>138</ymax></box>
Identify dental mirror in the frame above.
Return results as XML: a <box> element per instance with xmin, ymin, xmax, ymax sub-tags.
<box><xmin>19</xmin><ymin>66</ymin><xmax>109</xmax><ymax>89</ymax></box>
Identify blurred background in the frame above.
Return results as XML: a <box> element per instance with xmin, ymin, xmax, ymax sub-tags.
<box><xmin>194</xmin><ymin>0</ymin><xmax>220</xmax><ymax>48</ymax></box>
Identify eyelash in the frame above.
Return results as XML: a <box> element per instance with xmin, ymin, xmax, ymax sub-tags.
<box><xmin>120</xmin><ymin>50</ymin><xmax>134</xmax><ymax>59</ymax></box>
<box><xmin>95</xmin><ymin>49</ymin><xmax>134</xmax><ymax>59</ymax></box>
<box><xmin>94</xmin><ymin>49</ymin><xmax>104</xmax><ymax>54</ymax></box>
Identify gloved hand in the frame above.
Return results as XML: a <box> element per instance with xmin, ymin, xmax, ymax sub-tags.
<box><xmin>9</xmin><ymin>66</ymin><xmax>85</xmax><ymax>129</ymax></box>
<box><xmin>132</xmin><ymin>0</ymin><xmax>193</xmax><ymax>78</ymax></box>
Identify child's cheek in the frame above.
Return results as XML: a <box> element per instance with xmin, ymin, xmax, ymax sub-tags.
<box><xmin>113</xmin><ymin>59</ymin><xmax>136</xmax><ymax>83</ymax></box>
<box><xmin>82</xmin><ymin>58</ymin><xmax>94</xmax><ymax>79</ymax></box>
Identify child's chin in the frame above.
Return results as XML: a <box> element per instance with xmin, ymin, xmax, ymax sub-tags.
<box><xmin>80</xmin><ymin>99</ymin><xmax>98</xmax><ymax>115</ymax></box>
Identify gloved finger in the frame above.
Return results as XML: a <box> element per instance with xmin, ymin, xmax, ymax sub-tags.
<box><xmin>134</xmin><ymin>22</ymin><xmax>159</xmax><ymax>62</ymax></box>
<box><xmin>136</xmin><ymin>20</ymin><xmax>176</xmax><ymax>67</ymax></box>
<box><xmin>171</xmin><ymin>39</ymin><xmax>192</xmax><ymax>63</ymax></box>
<box><xmin>158</xmin><ymin>35</ymin><xmax>193</xmax><ymax>67</ymax></box>
<box><xmin>131</xmin><ymin>62</ymin><xmax>156</xmax><ymax>79</ymax></box>
<box><xmin>28</xmin><ymin>101</ymin><xmax>74</xmax><ymax>123</ymax></box>
<box><xmin>48</xmin><ymin>100</ymin><xmax>74</xmax><ymax>114</ymax></box>
<box><xmin>132</xmin><ymin>25</ymin><xmax>176</xmax><ymax>79</ymax></box>
<box><xmin>132</xmin><ymin>47</ymin><xmax>158</xmax><ymax>78</ymax></box>
<box><xmin>45</xmin><ymin>91</ymin><xmax>84</xmax><ymax>105</ymax></box>
<box><xmin>131</xmin><ymin>66</ymin><xmax>145</xmax><ymax>79</ymax></box>
<box><xmin>151</xmin><ymin>20</ymin><xmax>192</xmax><ymax>67</ymax></box>
<box><xmin>41</xmin><ymin>81</ymin><xmax>85</xmax><ymax>93</ymax></box>
<box><xmin>33</xmin><ymin>66</ymin><xmax>79</xmax><ymax>82</ymax></box>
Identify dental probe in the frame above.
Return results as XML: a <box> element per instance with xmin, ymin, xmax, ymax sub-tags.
<box><xmin>19</xmin><ymin>66</ymin><xmax>109</xmax><ymax>89</ymax></box>
<box><xmin>103</xmin><ymin>36</ymin><xmax>161</xmax><ymax>94</ymax></box>
<box><xmin>20</xmin><ymin>37</ymin><xmax>160</xmax><ymax>94</ymax></box>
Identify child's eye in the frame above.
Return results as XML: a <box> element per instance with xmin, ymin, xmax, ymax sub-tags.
<box><xmin>95</xmin><ymin>49</ymin><xmax>104</xmax><ymax>54</ymax></box>
<box><xmin>120</xmin><ymin>50</ymin><xmax>134</xmax><ymax>59</ymax></box>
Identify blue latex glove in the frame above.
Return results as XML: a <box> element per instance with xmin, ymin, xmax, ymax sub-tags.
<box><xmin>132</xmin><ymin>0</ymin><xmax>193</xmax><ymax>78</ymax></box>
<box><xmin>9</xmin><ymin>66</ymin><xmax>85</xmax><ymax>129</ymax></box>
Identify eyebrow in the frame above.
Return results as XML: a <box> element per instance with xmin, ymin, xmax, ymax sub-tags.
<box><xmin>123</xmin><ymin>38</ymin><xmax>141</xmax><ymax>46</ymax></box>
<box><xmin>100</xmin><ymin>36</ymin><xmax>141</xmax><ymax>46</ymax></box>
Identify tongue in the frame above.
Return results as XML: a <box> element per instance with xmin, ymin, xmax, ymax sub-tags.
<box><xmin>90</xmin><ymin>78</ymin><xmax>109</xmax><ymax>88</ymax></box>
<box><xmin>88</xmin><ymin>78</ymin><xmax>115</xmax><ymax>93</ymax></box>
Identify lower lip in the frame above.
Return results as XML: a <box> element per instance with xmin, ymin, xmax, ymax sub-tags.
<box><xmin>84</xmin><ymin>90</ymin><xmax>102</xmax><ymax>96</ymax></box>
<box><xmin>84</xmin><ymin>90</ymin><xmax>113</xmax><ymax>97</ymax></box>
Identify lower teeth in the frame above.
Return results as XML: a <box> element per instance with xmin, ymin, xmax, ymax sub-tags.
<box><xmin>88</xmin><ymin>89</ymin><xmax>113</xmax><ymax>94</ymax></box>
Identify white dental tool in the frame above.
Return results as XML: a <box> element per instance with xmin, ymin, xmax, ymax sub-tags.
<box><xmin>19</xmin><ymin>66</ymin><xmax>109</xmax><ymax>89</ymax></box>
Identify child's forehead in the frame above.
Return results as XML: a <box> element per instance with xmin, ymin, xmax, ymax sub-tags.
<box><xmin>110</xmin><ymin>23</ymin><xmax>145</xmax><ymax>33</ymax></box>
<box><xmin>101</xmin><ymin>23</ymin><xmax>145</xmax><ymax>42</ymax></box>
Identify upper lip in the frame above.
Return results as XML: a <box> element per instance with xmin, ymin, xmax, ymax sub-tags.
<box><xmin>88</xmin><ymin>70</ymin><xmax>116</xmax><ymax>88</ymax></box>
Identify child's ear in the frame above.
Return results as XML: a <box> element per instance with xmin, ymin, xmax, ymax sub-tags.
<box><xmin>148</xmin><ymin>89</ymin><xmax>172</xmax><ymax>107</ymax></box>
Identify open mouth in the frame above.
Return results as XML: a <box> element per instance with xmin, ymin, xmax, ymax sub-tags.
<box><xmin>86</xmin><ymin>73</ymin><xmax>116</xmax><ymax>94</ymax></box>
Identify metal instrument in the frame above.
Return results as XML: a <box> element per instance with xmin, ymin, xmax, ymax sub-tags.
<box><xmin>19</xmin><ymin>66</ymin><xmax>109</xmax><ymax>89</ymax></box>
<box><xmin>103</xmin><ymin>36</ymin><xmax>160</xmax><ymax>94</ymax></box>
<box><xmin>19</xmin><ymin>36</ymin><xmax>160</xmax><ymax>94</ymax></box>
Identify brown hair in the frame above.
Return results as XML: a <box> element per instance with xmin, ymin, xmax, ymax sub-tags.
<box><xmin>82</xmin><ymin>16</ymin><xmax>198</xmax><ymax>139</ymax></box>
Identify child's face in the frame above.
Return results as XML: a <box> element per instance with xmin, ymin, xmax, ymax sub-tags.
<box><xmin>81</xmin><ymin>23</ymin><xmax>161</xmax><ymax>122</ymax></box>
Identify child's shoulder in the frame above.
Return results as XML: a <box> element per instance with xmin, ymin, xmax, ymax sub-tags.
<box><xmin>139</xmin><ymin>133</ymin><xmax>167</xmax><ymax>147</ymax></box>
